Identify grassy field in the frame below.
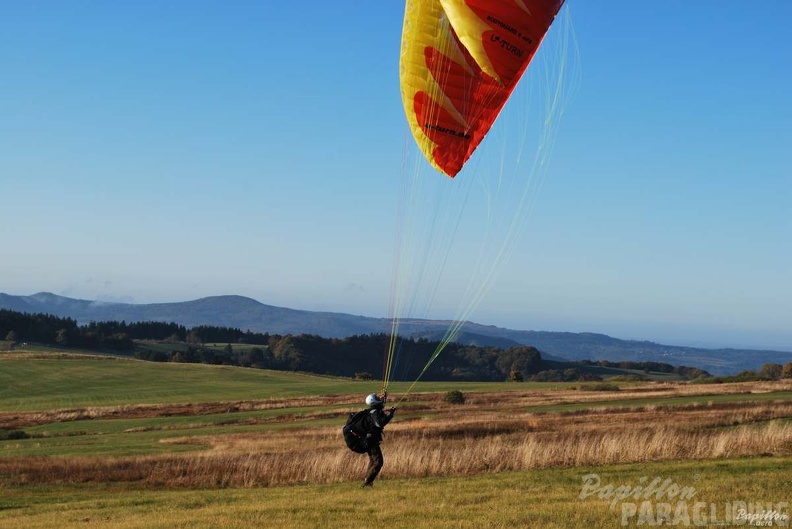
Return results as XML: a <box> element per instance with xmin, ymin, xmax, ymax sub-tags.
<box><xmin>1</xmin><ymin>351</ymin><xmax>790</xmax><ymax>528</ymax></box>
<box><xmin>0</xmin><ymin>352</ymin><xmax>365</xmax><ymax>411</ymax></box>
<box><xmin>1</xmin><ymin>457</ymin><xmax>789</xmax><ymax>528</ymax></box>
<box><xmin>0</xmin><ymin>351</ymin><xmax>572</xmax><ymax>412</ymax></box>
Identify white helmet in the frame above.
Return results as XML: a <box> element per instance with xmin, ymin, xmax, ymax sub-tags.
<box><xmin>365</xmin><ymin>393</ymin><xmax>383</xmax><ymax>407</ymax></box>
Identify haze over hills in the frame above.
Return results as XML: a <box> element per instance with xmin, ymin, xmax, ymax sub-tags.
<box><xmin>2</xmin><ymin>292</ymin><xmax>790</xmax><ymax>375</ymax></box>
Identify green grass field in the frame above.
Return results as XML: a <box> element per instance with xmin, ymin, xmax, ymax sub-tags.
<box><xmin>1</xmin><ymin>351</ymin><xmax>790</xmax><ymax>528</ymax></box>
<box><xmin>0</xmin><ymin>351</ymin><xmax>568</xmax><ymax>412</ymax></box>
<box><xmin>0</xmin><ymin>354</ymin><xmax>360</xmax><ymax>411</ymax></box>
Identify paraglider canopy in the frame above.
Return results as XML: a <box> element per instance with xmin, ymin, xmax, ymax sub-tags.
<box><xmin>400</xmin><ymin>0</ymin><xmax>566</xmax><ymax>177</ymax></box>
<box><xmin>384</xmin><ymin>0</ymin><xmax>578</xmax><ymax>400</ymax></box>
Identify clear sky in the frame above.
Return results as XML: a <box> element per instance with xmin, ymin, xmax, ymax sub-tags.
<box><xmin>2</xmin><ymin>2</ymin><xmax>790</xmax><ymax>351</ymax></box>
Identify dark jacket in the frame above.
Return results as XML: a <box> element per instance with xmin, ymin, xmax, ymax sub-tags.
<box><xmin>365</xmin><ymin>406</ymin><xmax>394</xmax><ymax>444</ymax></box>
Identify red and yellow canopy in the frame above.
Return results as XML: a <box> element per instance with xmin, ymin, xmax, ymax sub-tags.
<box><xmin>400</xmin><ymin>0</ymin><xmax>565</xmax><ymax>177</ymax></box>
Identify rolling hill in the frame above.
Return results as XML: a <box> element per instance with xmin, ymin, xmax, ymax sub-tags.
<box><xmin>1</xmin><ymin>292</ymin><xmax>790</xmax><ymax>375</ymax></box>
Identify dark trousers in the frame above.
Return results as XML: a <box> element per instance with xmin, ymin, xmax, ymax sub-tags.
<box><xmin>365</xmin><ymin>443</ymin><xmax>384</xmax><ymax>484</ymax></box>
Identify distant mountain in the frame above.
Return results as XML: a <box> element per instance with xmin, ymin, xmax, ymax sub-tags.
<box><xmin>0</xmin><ymin>293</ymin><xmax>388</xmax><ymax>336</ymax></box>
<box><xmin>2</xmin><ymin>292</ymin><xmax>790</xmax><ymax>375</ymax></box>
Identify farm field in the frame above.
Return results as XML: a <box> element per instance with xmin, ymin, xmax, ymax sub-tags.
<box><xmin>0</xmin><ymin>351</ymin><xmax>570</xmax><ymax>412</ymax></box>
<box><xmin>1</xmin><ymin>351</ymin><xmax>790</xmax><ymax>528</ymax></box>
<box><xmin>1</xmin><ymin>457</ymin><xmax>790</xmax><ymax>529</ymax></box>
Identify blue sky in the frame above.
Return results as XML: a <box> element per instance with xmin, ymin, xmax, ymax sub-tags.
<box><xmin>2</xmin><ymin>2</ymin><xmax>790</xmax><ymax>350</ymax></box>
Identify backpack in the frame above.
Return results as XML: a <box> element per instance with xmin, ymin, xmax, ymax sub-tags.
<box><xmin>342</xmin><ymin>409</ymin><xmax>371</xmax><ymax>453</ymax></box>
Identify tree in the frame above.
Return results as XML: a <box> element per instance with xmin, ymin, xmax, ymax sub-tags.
<box><xmin>102</xmin><ymin>333</ymin><xmax>133</xmax><ymax>351</ymax></box>
<box><xmin>495</xmin><ymin>346</ymin><xmax>542</xmax><ymax>378</ymax></box>
<box><xmin>272</xmin><ymin>336</ymin><xmax>302</xmax><ymax>370</ymax></box>
<box><xmin>4</xmin><ymin>330</ymin><xmax>17</xmax><ymax>350</ymax></box>
<box><xmin>55</xmin><ymin>329</ymin><xmax>70</xmax><ymax>346</ymax></box>
<box><xmin>782</xmin><ymin>362</ymin><xmax>792</xmax><ymax>380</ymax></box>
<box><xmin>240</xmin><ymin>347</ymin><xmax>266</xmax><ymax>367</ymax></box>
<box><xmin>759</xmin><ymin>363</ymin><xmax>783</xmax><ymax>380</ymax></box>
<box><xmin>508</xmin><ymin>370</ymin><xmax>524</xmax><ymax>382</ymax></box>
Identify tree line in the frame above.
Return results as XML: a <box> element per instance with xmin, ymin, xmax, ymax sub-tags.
<box><xmin>1</xmin><ymin>308</ymin><xmax>756</xmax><ymax>382</ymax></box>
<box><xmin>574</xmin><ymin>359</ymin><xmax>709</xmax><ymax>380</ymax></box>
<box><xmin>0</xmin><ymin>309</ymin><xmax>557</xmax><ymax>380</ymax></box>
<box><xmin>0</xmin><ymin>309</ymin><xmax>271</xmax><ymax>350</ymax></box>
<box><xmin>137</xmin><ymin>333</ymin><xmax>550</xmax><ymax>382</ymax></box>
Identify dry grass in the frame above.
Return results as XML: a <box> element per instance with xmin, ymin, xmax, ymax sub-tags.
<box><xmin>457</xmin><ymin>379</ymin><xmax>792</xmax><ymax>408</ymax></box>
<box><xmin>2</xmin><ymin>381</ymin><xmax>790</xmax><ymax>488</ymax></box>
<box><xmin>3</xmin><ymin>378</ymin><xmax>788</xmax><ymax>429</ymax></box>
<box><xmin>0</xmin><ymin>395</ymin><xmax>363</xmax><ymax>429</ymax></box>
